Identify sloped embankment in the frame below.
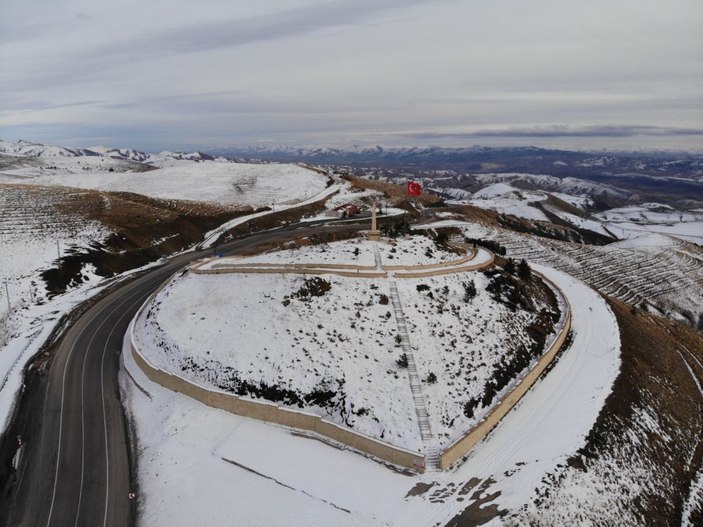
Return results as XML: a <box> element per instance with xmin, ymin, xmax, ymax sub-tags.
<box><xmin>511</xmin><ymin>299</ymin><xmax>703</xmax><ymax>525</ymax></box>
<box><xmin>40</xmin><ymin>188</ymin><xmax>247</xmax><ymax>295</ymax></box>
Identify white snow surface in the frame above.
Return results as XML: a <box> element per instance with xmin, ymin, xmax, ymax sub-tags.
<box><xmin>471</xmin><ymin>182</ymin><xmax>518</xmax><ymax>199</ymax></box>
<box><xmin>468</xmin><ymin>197</ymin><xmax>550</xmax><ymax>222</ymax></box>
<box><xmin>376</xmin><ymin>236</ymin><xmax>464</xmax><ymax>266</ymax></box>
<box><xmin>466</xmin><ymin>182</ymin><xmax>551</xmax><ymax>222</ymax></box>
<box><xmin>594</xmin><ymin>206</ymin><xmax>703</xmax><ymax>244</ymax></box>
<box><xmin>121</xmin><ymin>261</ymin><xmax>621</xmax><ymax>526</ymax></box>
<box><xmin>13</xmin><ymin>159</ymin><xmax>328</xmax><ymax>208</ymax></box>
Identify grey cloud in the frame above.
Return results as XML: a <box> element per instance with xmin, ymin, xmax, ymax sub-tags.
<box><xmin>0</xmin><ymin>99</ymin><xmax>105</xmax><ymax>114</ymax></box>
<box><xmin>3</xmin><ymin>0</ymin><xmax>435</xmax><ymax>92</ymax></box>
<box><xmin>102</xmin><ymin>91</ymin><xmax>396</xmax><ymax>116</ymax></box>
<box><xmin>121</xmin><ymin>0</ymin><xmax>432</xmax><ymax>58</ymax></box>
<box><xmin>397</xmin><ymin>125</ymin><xmax>703</xmax><ymax>140</ymax></box>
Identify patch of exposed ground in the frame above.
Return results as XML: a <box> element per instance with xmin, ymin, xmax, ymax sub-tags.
<box><xmin>446</xmin><ymin>478</ymin><xmax>507</xmax><ymax>526</ymax></box>
<box><xmin>31</xmin><ymin>185</ymin><xmax>246</xmax><ymax>294</ymax></box>
<box><xmin>342</xmin><ymin>175</ymin><xmax>443</xmax><ymax>207</ymax></box>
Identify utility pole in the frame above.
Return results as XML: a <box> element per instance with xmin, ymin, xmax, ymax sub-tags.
<box><xmin>56</xmin><ymin>240</ymin><xmax>61</xmax><ymax>261</ymax></box>
<box><xmin>3</xmin><ymin>281</ymin><xmax>10</xmax><ymax>310</ymax></box>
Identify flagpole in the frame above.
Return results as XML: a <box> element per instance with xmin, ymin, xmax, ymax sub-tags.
<box><xmin>404</xmin><ymin>178</ymin><xmax>408</xmax><ymax>235</ymax></box>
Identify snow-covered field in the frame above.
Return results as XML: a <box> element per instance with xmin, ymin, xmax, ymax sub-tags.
<box><xmin>376</xmin><ymin>236</ymin><xmax>465</xmax><ymax>266</ymax></box>
<box><xmin>465</xmin><ymin>183</ymin><xmax>551</xmax><ymax>222</ymax></box>
<box><xmin>204</xmin><ymin>238</ymin><xmax>377</xmax><ymax>268</ymax></box>
<box><xmin>121</xmin><ymin>261</ymin><xmax>621</xmax><ymax>526</ymax></box>
<box><xmin>0</xmin><ymin>185</ymin><xmax>110</xmax><ymax>318</ymax></box>
<box><xmin>594</xmin><ymin>205</ymin><xmax>703</xmax><ymax>245</ymax></box>
<box><xmin>2</xmin><ymin>157</ymin><xmax>329</xmax><ymax>208</ymax></box>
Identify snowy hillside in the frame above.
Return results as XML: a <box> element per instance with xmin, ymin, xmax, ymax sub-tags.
<box><xmin>24</xmin><ymin>160</ymin><xmax>327</xmax><ymax>207</ymax></box>
<box><xmin>594</xmin><ymin>205</ymin><xmax>703</xmax><ymax>244</ymax></box>
<box><xmin>466</xmin><ymin>182</ymin><xmax>551</xmax><ymax>222</ymax></box>
<box><xmin>455</xmin><ymin>214</ymin><xmax>703</xmax><ymax>326</ymax></box>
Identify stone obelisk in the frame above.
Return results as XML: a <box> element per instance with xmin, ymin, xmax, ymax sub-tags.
<box><xmin>369</xmin><ymin>200</ymin><xmax>381</xmax><ymax>241</ymax></box>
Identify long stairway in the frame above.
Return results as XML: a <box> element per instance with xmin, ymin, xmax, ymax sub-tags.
<box><xmin>388</xmin><ymin>280</ymin><xmax>439</xmax><ymax>469</ymax></box>
<box><xmin>373</xmin><ymin>244</ymin><xmax>439</xmax><ymax>470</ymax></box>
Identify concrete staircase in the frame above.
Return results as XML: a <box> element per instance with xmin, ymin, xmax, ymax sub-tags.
<box><xmin>374</xmin><ymin>245</ymin><xmax>439</xmax><ymax>471</ymax></box>
<box><xmin>425</xmin><ymin>449</ymin><xmax>441</xmax><ymax>471</ymax></box>
<box><xmin>388</xmin><ymin>280</ymin><xmax>441</xmax><ymax>471</ymax></box>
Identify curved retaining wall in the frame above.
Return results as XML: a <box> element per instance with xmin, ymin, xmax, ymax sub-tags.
<box><xmin>131</xmin><ymin>252</ymin><xmax>569</xmax><ymax>473</ymax></box>
<box><xmin>202</xmin><ymin>262</ymin><xmax>380</xmax><ymax>271</ymax></box>
<box><xmin>129</xmin><ymin>295</ymin><xmax>425</xmax><ymax>472</ymax></box>
<box><xmin>383</xmin><ymin>247</ymin><xmax>477</xmax><ymax>271</ymax></box>
<box><xmin>193</xmin><ymin>267</ymin><xmax>388</xmax><ymax>279</ymax></box>
<box><xmin>394</xmin><ymin>252</ymin><xmax>495</xmax><ymax>279</ymax></box>
<box><xmin>438</xmin><ymin>271</ymin><xmax>572</xmax><ymax>470</ymax></box>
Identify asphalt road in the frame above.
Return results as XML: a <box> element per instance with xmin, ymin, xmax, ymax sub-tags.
<box><xmin>0</xmin><ymin>222</ymin><xmax>361</xmax><ymax>527</ymax></box>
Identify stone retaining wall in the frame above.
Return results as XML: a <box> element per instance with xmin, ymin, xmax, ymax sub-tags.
<box><xmin>192</xmin><ymin>267</ymin><xmax>388</xmax><ymax>279</ymax></box>
<box><xmin>129</xmin><ymin>298</ymin><xmax>425</xmax><ymax>472</ymax></box>
<box><xmin>438</xmin><ymin>272</ymin><xmax>571</xmax><ymax>470</ymax></box>
<box><xmin>383</xmin><ymin>248</ymin><xmax>477</xmax><ymax>271</ymax></box>
<box><xmin>394</xmin><ymin>253</ymin><xmax>495</xmax><ymax>279</ymax></box>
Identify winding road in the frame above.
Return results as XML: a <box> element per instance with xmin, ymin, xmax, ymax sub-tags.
<box><xmin>0</xmin><ymin>222</ymin><xmax>361</xmax><ymax>527</ymax></box>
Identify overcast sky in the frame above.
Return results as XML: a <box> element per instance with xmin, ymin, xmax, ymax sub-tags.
<box><xmin>1</xmin><ymin>0</ymin><xmax>701</xmax><ymax>152</ymax></box>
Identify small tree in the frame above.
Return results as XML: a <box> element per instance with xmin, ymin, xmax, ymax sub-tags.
<box><xmin>396</xmin><ymin>353</ymin><xmax>408</xmax><ymax>368</ymax></box>
<box><xmin>463</xmin><ymin>398</ymin><xmax>479</xmax><ymax>419</ymax></box>
<box><xmin>504</xmin><ymin>258</ymin><xmax>515</xmax><ymax>274</ymax></box>
<box><xmin>426</xmin><ymin>372</ymin><xmax>437</xmax><ymax>384</ymax></box>
<box><xmin>518</xmin><ymin>259</ymin><xmax>531</xmax><ymax>279</ymax></box>
<box><xmin>463</xmin><ymin>280</ymin><xmax>476</xmax><ymax>302</ymax></box>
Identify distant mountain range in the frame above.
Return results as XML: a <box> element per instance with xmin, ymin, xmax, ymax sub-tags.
<box><xmin>211</xmin><ymin>144</ymin><xmax>703</xmax><ymax>179</ymax></box>
<box><xmin>2</xmin><ymin>139</ymin><xmax>702</xmax><ymax>182</ymax></box>
<box><xmin>0</xmin><ymin>139</ymin><xmax>216</xmax><ymax>164</ymax></box>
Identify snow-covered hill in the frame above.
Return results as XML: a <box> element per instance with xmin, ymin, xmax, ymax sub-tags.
<box><xmin>0</xmin><ymin>139</ymin><xmax>331</xmax><ymax>208</ymax></box>
<box><xmin>121</xmin><ymin>237</ymin><xmax>623</xmax><ymax>527</ymax></box>
<box><xmin>133</xmin><ymin>236</ymin><xmax>560</xmax><ymax>452</ymax></box>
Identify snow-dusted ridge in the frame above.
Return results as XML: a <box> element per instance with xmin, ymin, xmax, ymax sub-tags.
<box><xmin>0</xmin><ymin>138</ymin><xmax>216</xmax><ymax>165</ymax></box>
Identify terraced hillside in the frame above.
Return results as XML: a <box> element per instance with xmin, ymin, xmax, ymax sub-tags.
<box><xmin>453</xmin><ymin>207</ymin><xmax>703</xmax><ymax>326</ymax></box>
<box><xmin>0</xmin><ymin>183</ymin><xmax>243</xmax><ymax>315</ymax></box>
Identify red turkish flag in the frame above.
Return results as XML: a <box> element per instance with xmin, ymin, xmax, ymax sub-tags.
<box><xmin>406</xmin><ymin>181</ymin><xmax>422</xmax><ymax>196</ymax></box>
